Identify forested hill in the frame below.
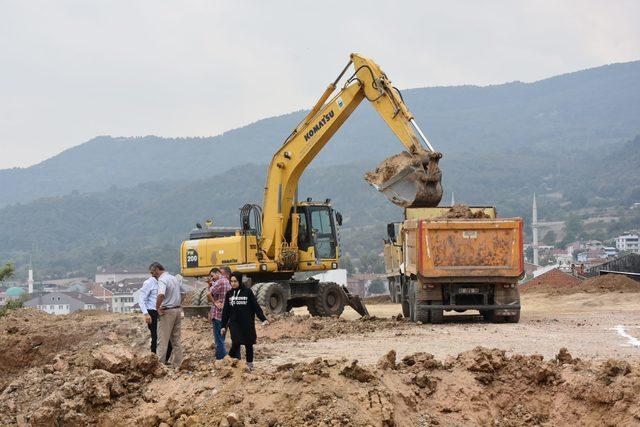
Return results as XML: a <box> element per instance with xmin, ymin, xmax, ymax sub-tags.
<box><xmin>1</xmin><ymin>134</ymin><xmax>639</xmax><ymax>278</ymax></box>
<box><xmin>1</xmin><ymin>60</ymin><xmax>639</xmax><ymax>208</ymax></box>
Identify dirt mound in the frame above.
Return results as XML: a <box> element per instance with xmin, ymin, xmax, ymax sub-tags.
<box><xmin>439</xmin><ymin>204</ymin><xmax>491</xmax><ymax>219</ymax></box>
<box><xmin>3</xmin><ymin>308</ymin><xmax>640</xmax><ymax>425</ymax></box>
<box><xmin>575</xmin><ymin>274</ymin><xmax>640</xmax><ymax>293</ymax></box>
<box><xmin>260</xmin><ymin>313</ymin><xmax>409</xmax><ymax>342</ymax></box>
<box><xmin>364</xmin><ymin>294</ymin><xmax>392</xmax><ymax>304</ymax></box>
<box><xmin>523</xmin><ymin>272</ymin><xmax>640</xmax><ymax>295</ymax></box>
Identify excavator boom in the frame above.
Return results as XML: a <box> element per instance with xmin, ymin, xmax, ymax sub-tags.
<box><xmin>260</xmin><ymin>53</ymin><xmax>443</xmax><ymax>260</ymax></box>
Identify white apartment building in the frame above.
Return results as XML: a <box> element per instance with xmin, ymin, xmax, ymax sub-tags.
<box><xmin>615</xmin><ymin>234</ymin><xmax>640</xmax><ymax>254</ymax></box>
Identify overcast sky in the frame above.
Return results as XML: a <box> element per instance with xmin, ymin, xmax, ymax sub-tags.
<box><xmin>1</xmin><ymin>0</ymin><xmax>638</xmax><ymax>169</ymax></box>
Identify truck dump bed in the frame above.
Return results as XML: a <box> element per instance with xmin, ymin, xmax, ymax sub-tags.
<box><xmin>404</xmin><ymin>218</ymin><xmax>524</xmax><ymax>282</ymax></box>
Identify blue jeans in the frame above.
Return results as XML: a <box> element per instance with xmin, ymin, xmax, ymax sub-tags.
<box><xmin>212</xmin><ymin>319</ymin><xmax>227</xmax><ymax>360</ymax></box>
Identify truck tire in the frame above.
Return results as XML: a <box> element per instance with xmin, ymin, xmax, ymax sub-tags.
<box><xmin>190</xmin><ymin>287</ymin><xmax>209</xmax><ymax>306</ymax></box>
<box><xmin>313</xmin><ymin>282</ymin><xmax>345</xmax><ymax>317</ymax></box>
<box><xmin>255</xmin><ymin>282</ymin><xmax>287</xmax><ymax>315</ymax></box>
<box><xmin>429</xmin><ymin>301</ymin><xmax>444</xmax><ymax>324</ymax></box>
<box><xmin>401</xmin><ymin>282</ymin><xmax>410</xmax><ymax>318</ymax></box>
<box><xmin>415</xmin><ymin>303</ymin><xmax>430</xmax><ymax>323</ymax></box>
<box><xmin>407</xmin><ymin>281</ymin><xmax>416</xmax><ymax>322</ymax></box>
<box><xmin>505</xmin><ymin>310</ymin><xmax>520</xmax><ymax>323</ymax></box>
<box><xmin>388</xmin><ymin>278</ymin><xmax>396</xmax><ymax>303</ymax></box>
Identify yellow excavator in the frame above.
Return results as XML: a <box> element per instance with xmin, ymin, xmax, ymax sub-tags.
<box><xmin>181</xmin><ymin>53</ymin><xmax>443</xmax><ymax>316</ymax></box>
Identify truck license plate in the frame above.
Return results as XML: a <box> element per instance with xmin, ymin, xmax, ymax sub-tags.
<box><xmin>459</xmin><ymin>287</ymin><xmax>479</xmax><ymax>294</ymax></box>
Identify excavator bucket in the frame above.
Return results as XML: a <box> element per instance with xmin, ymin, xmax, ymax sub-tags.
<box><xmin>364</xmin><ymin>151</ymin><xmax>443</xmax><ymax>208</ymax></box>
<box><xmin>341</xmin><ymin>285</ymin><xmax>369</xmax><ymax>317</ymax></box>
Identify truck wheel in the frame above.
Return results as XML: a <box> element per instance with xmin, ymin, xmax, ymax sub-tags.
<box><xmin>505</xmin><ymin>310</ymin><xmax>520</xmax><ymax>323</ymax></box>
<box><xmin>313</xmin><ymin>282</ymin><xmax>345</xmax><ymax>317</ymax></box>
<box><xmin>429</xmin><ymin>304</ymin><xmax>444</xmax><ymax>324</ymax></box>
<box><xmin>388</xmin><ymin>279</ymin><xmax>396</xmax><ymax>303</ymax></box>
<box><xmin>401</xmin><ymin>281</ymin><xmax>410</xmax><ymax>318</ymax></box>
<box><xmin>415</xmin><ymin>303</ymin><xmax>430</xmax><ymax>323</ymax></box>
<box><xmin>407</xmin><ymin>282</ymin><xmax>416</xmax><ymax>322</ymax></box>
<box><xmin>255</xmin><ymin>282</ymin><xmax>287</xmax><ymax>315</ymax></box>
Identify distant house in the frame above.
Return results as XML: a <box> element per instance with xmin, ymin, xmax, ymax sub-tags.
<box><xmin>101</xmin><ymin>280</ymin><xmax>144</xmax><ymax>313</ymax></box>
<box><xmin>577</xmin><ymin>249</ymin><xmax>608</xmax><ymax>263</ymax></box>
<box><xmin>90</xmin><ymin>283</ymin><xmax>114</xmax><ymax>309</ymax></box>
<box><xmin>4</xmin><ymin>287</ymin><xmax>26</xmax><ymax>302</ymax></box>
<box><xmin>522</xmin><ymin>268</ymin><xmax>582</xmax><ymax>291</ymax></box>
<box><xmin>615</xmin><ymin>234</ymin><xmax>640</xmax><ymax>254</ymax></box>
<box><xmin>24</xmin><ymin>292</ymin><xmax>108</xmax><ymax>315</ymax></box>
<box><xmin>95</xmin><ymin>268</ymin><xmax>149</xmax><ymax>284</ymax></box>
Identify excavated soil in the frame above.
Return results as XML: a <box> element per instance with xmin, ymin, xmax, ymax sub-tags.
<box><xmin>2</xmin><ymin>303</ymin><xmax>640</xmax><ymax>426</ymax></box>
<box><xmin>522</xmin><ymin>274</ymin><xmax>640</xmax><ymax>295</ymax></box>
<box><xmin>439</xmin><ymin>204</ymin><xmax>491</xmax><ymax>219</ymax></box>
<box><xmin>364</xmin><ymin>151</ymin><xmax>420</xmax><ymax>187</ymax></box>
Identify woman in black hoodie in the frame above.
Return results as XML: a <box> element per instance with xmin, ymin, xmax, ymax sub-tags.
<box><xmin>220</xmin><ymin>272</ymin><xmax>268</xmax><ymax>370</ymax></box>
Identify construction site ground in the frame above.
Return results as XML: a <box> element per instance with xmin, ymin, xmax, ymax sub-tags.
<box><xmin>2</xmin><ymin>289</ymin><xmax>640</xmax><ymax>426</ymax></box>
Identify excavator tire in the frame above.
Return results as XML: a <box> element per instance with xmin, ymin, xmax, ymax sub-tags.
<box><xmin>190</xmin><ymin>287</ymin><xmax>209</xmax><ymax>306</ymax></box>
<box><xmin>313</xmin><ymin>282</ymin><xmax>345</xmax><ymax>317</ymax></box>
<box><xmin>306</xmin><ymin>302</ymin><xmax>320</xmax><ymax>317</ymax></box>
<box><xmin>254</xmin><ymin>282</ymin><xmax>287</xmax><ymax>315</ymax></box>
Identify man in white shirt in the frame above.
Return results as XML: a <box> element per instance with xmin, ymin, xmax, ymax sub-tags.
<box><xmin>150</xmin><ymin>262</ymin><xmax>188</xmax><ymax>366</ymax></box>
<box><xmin>138</xmin><ymin>275</ymin><xmax>172</xmax><ymax>358</ymax></box>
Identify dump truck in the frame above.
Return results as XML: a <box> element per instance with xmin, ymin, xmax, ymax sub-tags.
<box><xmin>384</xmin><ymin>206</ymin><xmax>523</xmax><ymax>323</ymax></box>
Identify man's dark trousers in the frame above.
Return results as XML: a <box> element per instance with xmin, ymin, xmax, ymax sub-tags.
<box><xmin>148</xmin><ymin>309</ymin><xmax>172</xmax><ymax>359</ymax></box>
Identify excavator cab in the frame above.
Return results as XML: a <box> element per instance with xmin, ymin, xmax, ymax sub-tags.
<box><xmin>285</xmin><ymin>200</ymin><xmax>339</xmax><ymax>267</ymax></box>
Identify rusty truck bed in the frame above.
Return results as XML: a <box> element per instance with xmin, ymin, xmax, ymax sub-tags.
<box><xmin>404</xmin><ymin>218</ymin><xmax>524</xmax><ymax>282</ymax></box>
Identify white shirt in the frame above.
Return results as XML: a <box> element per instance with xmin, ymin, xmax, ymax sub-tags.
<box><xmin>138</xmin><ymin>277</ymin><xmax>158</xmax><ymax>315</ymax></box>
<box><xmin>157</xmin><ymin>272</ymin><xmax>188</xmax><ymax>309</ymax></box>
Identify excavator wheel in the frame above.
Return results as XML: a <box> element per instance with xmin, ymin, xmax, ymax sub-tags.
<box><xmin>190</xmin><ymin>287</ymin><xmax>209</xmax><ymax>306</ymax></box>
<box><xmin>306</xmin><ymin>301</ymin><xmax>320</xmax><ymax>317</ymax></box>
<box><xmin>313</xmin><ymin>282</ymin><xmax>345</xmax><ymax>317</ymax></box>
<box><xmin>254</xmin><ymin>282</ymin><xmax>287</xmax><ymax>315</ymax></box>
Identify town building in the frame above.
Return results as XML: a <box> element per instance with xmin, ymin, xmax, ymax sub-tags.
<box><xmin>4</xmin><ymin>286</ymin><xmax>26</xmax><ymax>302</ymax></box>
<box><xmin>23</xmin><ymin>292</ymin><xmax>108</xmax><ymax>315</ymax></box>
<box><xmin>101</xmin><ymin>280</ymin><xmax>144</xmax><ymax>313</ymax></box>
<box><xmin>615</xmin><ymin>234</ymin><xmax>640</xmax><ymax>254</ymax></box>
<box><xmin>95</xmin><ymin>268</ymin><xmax>149</xmax><ymax>284</ymax></box>
<box><xmin>90</xmin><ymin>283</ymin><xmax>114</xmax><ymax>309</ymax></box>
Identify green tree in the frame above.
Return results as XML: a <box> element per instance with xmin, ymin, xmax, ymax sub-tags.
<box><xmin>0</xmin><ymin>262</ymin><xmax>14</xmax><ymax>281</ymax></box>
<box><xmin>542</xmin><ymin>230</ymin><xmax>557</xmax><ymax>246</ymax></box>
<box><xmin>562</xmin><ymin>215</ymin><xmax>584</xmax><ymax>245</ymax></box>
<box><xmin>369</xmin><ymin>279</ymin><xmax>385</xmax><ymax>295</ymax></box>
<box><xmin>340</xmin><ymin>254</ymin><xmax>355</xmax><ymax>274</ymax></box>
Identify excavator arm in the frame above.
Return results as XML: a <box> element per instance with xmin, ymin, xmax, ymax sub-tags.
<box><xmin>260</xmin><ymin>53</ymin><xmax>443</xmax><ymax>261</ymax></box>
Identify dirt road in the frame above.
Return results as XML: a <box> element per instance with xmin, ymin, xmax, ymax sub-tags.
<box><xmin>270</xmin><ymin>292</ymin><xmax>640</xmax><ymax>365</ymax></box>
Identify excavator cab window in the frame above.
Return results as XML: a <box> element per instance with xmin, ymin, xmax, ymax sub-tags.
<box><xmin>309</xmin><ymin>206</ymin><xmax>337</xmax><ymax>259</ymax></box>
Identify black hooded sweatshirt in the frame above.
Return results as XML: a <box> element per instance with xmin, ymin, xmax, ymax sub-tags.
<box><xmin>220</xmin><ymin>284</ymin><xmax>267</xmax><ymax>345</ymax></box>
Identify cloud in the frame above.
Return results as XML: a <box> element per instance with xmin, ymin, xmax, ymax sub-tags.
<box><xmin>0</xmin><ymin>0</ymin><xmax>638</xmax><ymax>168</ymax></box>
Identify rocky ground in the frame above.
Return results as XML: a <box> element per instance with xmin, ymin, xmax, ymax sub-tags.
<box><xmin>2</xmin><ymin>290</ymin><xmax>640</xmax><ymax>426</ymax></box>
